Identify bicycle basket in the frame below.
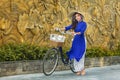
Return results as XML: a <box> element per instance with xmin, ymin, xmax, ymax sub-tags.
<box><xmin>50</xmin><ymin>34</ymin><xmax>66</xmax><ymax>42</ymax></box>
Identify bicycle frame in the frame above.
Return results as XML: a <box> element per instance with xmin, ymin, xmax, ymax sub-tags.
<box><xmin>57</xmin><ymin>46</ymin><xmax>68</xmax><ymax>65</ymax></box>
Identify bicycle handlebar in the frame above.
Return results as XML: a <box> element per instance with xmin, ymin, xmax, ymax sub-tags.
<box><xmin>54</xmin><ymin>27</ymin><xmax>72</xmax><ymax>35</ymax></box>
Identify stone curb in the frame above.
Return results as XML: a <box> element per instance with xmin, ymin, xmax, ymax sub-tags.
<box><xmin>0</xmin><ymin>56</ymin><xmax>120</xmax><ymax>77</ymax></box>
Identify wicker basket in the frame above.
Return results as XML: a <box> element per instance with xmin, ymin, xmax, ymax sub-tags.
<box><xmin>49</xmin><ymin>34</ymin><xmax>66</xmax><ymax>47</ymax></box>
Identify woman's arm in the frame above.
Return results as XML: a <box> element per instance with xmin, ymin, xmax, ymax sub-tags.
<box><xmin>71</xmin><ymin>32</ymin><xmax>81</xmax><ymax>35</ymax></box>
<box><xmin>60</xmin><ymin>25</ymin><xmax>72</xmax><ymax>31</ymax></box>
<box><xmin>65</xmin><ymin>25</ymin><xmax>72</xmax><ymax>31</ymax></box>
<box><xmin>77</xmin><ymin>22</ymin><xmax>87</xmax><ymax>35</ymax></box>
<box><xmin>72</xmin><ymin>22</ymin><xmax>87</xmax><ymax>35</ymax></box>
<box><xmin>75</xmin><ymin>32</ymin><xmax>81</xmax><ymax>35</ymax></box>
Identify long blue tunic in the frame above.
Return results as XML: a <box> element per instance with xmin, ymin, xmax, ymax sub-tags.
<box><xmin>65</xmin><ymin>21</ymin><xmax>87</xmax><ymax>62</ymax></box>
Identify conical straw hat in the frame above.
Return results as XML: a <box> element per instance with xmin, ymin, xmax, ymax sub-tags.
<box><xmin>68</xmin><ymin>10</ymin><xmax>82</xmax><ymax>19</ymax></box>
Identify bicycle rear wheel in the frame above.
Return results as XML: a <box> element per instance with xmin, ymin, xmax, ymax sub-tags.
<box><xmin>43</xmin><ymin>48</ymin><xmax>59</xmax><ymax>76</ymax></box>
<box><xmin>69</xmin><ymin>59</ymin><xmax>76</xmax><ymax>73</ymax></box>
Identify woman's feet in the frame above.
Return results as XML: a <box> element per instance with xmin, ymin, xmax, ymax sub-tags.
<box><xmin>76</xmin><ymin>69</ymin><xmax>86</xmax><ymax>76</ymax></box>
<box><xmin>81</xmin><ymin>69</ymin><xmax>86</xmax><ymax>76</ymax></box>
<box><xmin>76</xmin><ymin>71</ymin><xmax>81</xmax><ymax>75</ymax></box>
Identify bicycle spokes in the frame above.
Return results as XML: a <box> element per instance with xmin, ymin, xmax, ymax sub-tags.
<box><xmin>43</xmin><ymin>48</ymin><xmax>59</xmax><ymax>76</ymax></box>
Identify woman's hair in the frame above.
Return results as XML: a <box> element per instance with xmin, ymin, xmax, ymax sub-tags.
<box><xmin>71</xmin><ymin>12</ymin><xmax>84</xmax><ymax>30</ymax></box>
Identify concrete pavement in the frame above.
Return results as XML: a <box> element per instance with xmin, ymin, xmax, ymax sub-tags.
<box><xmin>0</xmin><ymin>65</ymin><xmax>120</xmax><ymax>80</ymax></box>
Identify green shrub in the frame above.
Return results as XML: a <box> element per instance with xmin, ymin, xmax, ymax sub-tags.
<box><xmin>86</xmin><ymin>48</ymin><xmax>104</xmax><ymax>57</ymax></box>
<box><xmin>114</xmin><ymin>43</ymin><xmax>120</xmax><ymax>56</ymax></box>
<box><xmin>85</xmin><ymin>47</ymin><xmax>119</xmax><ymax>58</ymax></box>
<box><xmin>0</xmin><ymin>43</ymin><xmax>47</xmax><ymax>61</ymax></box>
<box><xmin>0</xmin><ymin>43</ymin><xmax>120</xmax><ymax>62</ymax></box>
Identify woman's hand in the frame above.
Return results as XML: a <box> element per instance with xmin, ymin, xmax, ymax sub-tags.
<box><xmin>76</xmin><ymin>32</ymin><xmax>81</xmax><ymax>35</ymax></box>
<box><xmin>71</xmin><ymin>32</ymin><xmax>81</xmax><ymax>35</ymax></box>
<box><xmin>71</xmin><ymin>32</ymin><xmax>75</xmax><ymax>36</ymax></box>
<box><xmin>60</xmin><ymin>28</ymin><xmax>65</xmax><ymax>31</ymax></box>
<box><xmin>54</xmin><ymin>27</ymin><xmax>65</xmax><ymax>31</ymax></box>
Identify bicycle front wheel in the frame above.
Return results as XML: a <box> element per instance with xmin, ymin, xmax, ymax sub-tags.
<box><xmin>43</xmin><ymin>48</ymin><xmax>59</xmax><ymax>76</ymax></box>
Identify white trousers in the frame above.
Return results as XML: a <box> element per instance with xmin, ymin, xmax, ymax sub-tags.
<box><xmin>74</xmin><ymin>54</ymin><xmax>85</xmax><ymax>72</ymax></box>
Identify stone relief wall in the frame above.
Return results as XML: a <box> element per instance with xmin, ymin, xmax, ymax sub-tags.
<box><xmin>0</xmin><ymin>0</ymin><xmax>120</xmax><ymax>49</ymax></box>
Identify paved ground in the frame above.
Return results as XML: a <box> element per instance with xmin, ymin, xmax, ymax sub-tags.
<box><xmin>0</xmin><ymin>65</ymin><xmax>120</xmax><ymax>80</ymax></box>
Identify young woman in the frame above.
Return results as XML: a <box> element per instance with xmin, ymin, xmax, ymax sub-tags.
<box><xmin>64</xmin><ymin>12</ymin><xmax>87</xmax><ymax>75</ymax></box>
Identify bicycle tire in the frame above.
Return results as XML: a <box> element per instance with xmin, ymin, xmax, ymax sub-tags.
<box><xmin>69</xmin><ymin>59</ymin><xmax>76</xmax><ymax>73</ymax></box>
<box><xmin>43</xmin><ymin>48</ymin><xmax>59</xmax><ymax>76</ymax></box>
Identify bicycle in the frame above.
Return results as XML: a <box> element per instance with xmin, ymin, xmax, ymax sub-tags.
<box><xmin>42</xmin><ymin>28</ymin><xmax>76</xmax><ymax>76</ymax></box>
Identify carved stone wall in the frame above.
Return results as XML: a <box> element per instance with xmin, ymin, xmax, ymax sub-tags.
<box><xmin>0</xmin><ymin>0</ymin><xmax>120</xmax><ymax>49</ymax></box>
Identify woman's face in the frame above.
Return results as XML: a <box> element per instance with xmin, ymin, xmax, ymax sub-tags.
<box><xmin>75</xmin><ymin>14</ymin><xmax>82</xmax><ymax>22</ymax></box>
